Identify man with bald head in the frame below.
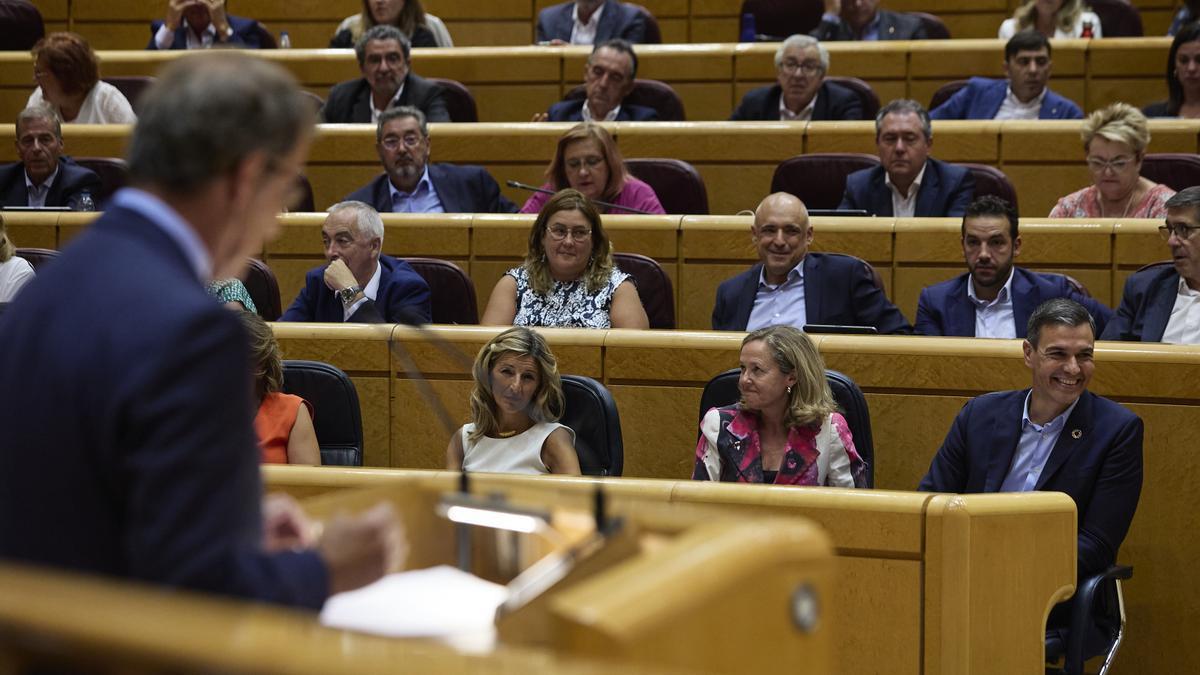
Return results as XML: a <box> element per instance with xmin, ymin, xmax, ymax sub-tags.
<box><xmin>712</xmin><ymin>192</ymin><xmax>912</xmax><ymax>333</ymax></box>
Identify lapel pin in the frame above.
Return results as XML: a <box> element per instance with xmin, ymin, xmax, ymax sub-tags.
<box><xmin>1071</xmin><ymin>429</ymin><xmax>1082</xmax><ymax>439</ymax></box>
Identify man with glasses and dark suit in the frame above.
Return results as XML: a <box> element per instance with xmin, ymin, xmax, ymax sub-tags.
<box><xmin>730</xmin><ymin>35</ymin><xmax>864</xmax><ymax>121</ymax></box>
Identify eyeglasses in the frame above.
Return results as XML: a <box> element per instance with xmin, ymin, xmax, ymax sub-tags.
<box><xmin>1159</xmin><ymin>223</ymin><xmax>1200</xmax><ymax>240</ymax></box>
<box><xmin>547</xmin><ymin>226</ymin><xmax>592</xmax><ymax>242</ymax></box>
<box><xmin>565</xmin><ymin>156</ymin><xmax>604</xmax><ymax>171</ymax></box>
<box><xmin>1086</xmin><ymin>156</ymin><xmax>1135</xmax><ymax>173</ymax></box>
<box><xmin>381</xmin><ymin>134</ymin><xmax>424</xmax><ymax>150</ymax></box>
<box><xmin>779</xmin><ymin>60</ymin><xmax>824</xmax><ymax>76</ymax></box>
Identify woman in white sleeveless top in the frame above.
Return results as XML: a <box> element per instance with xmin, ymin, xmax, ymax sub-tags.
<box><xmin>446</xmin><ymin>327</ymin><xmax>580</xmax><ymax>475</ymax></box>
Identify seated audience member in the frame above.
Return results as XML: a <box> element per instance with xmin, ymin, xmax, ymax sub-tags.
<box><xmin>519</xmin><ymin>122</ymin><xmax>664</xmax><ymax>215</ymax></box>
<box><xmin>730</xmin><ymin>35</ymin><xmax>864</xmax><ymax>121</ymax></box>
<box><xmin>916</xmin><ymin>196</ymin><xmax>1113</xmax><ymax>337</ymax></box>
<box><xmin>0</xmin><ymin>0</ymin><xmax>44</xmax><ymax>51</ymax></box>
<box><xmin>1144</xmin><ymin>22</ymin><xmax>1200</xmax><ymax>118</ymax></box>
<box><xmin>330</xmin><ymin>0</ymin><xmax>447</xmax><ymax>48</ymax></box>
<box><xmin>839</xmin><ymin>99</ymin><xmax>975</xmax><ymax>218</ymax></box>
<box><xmin>1103</xmin><ymin>187</ymin><xmax>1200</xmax><ymax>343</ymax></box>
<box><xmin>481</xmin><ymin>188</ymin><xmax>649</xmax><ymax>329</ymax></box>
<box><xmin>694</xmin><ymin>325</ymin><xmax>868</xmax><ymax>486</ymax></box>
<box><xmin>930</xmin><ymin>30</ymin><xmax>1082</xmax><ymax>121</ymax></box>
<box><xmin>280</xmin><ymin>201</ymin><xmax>431</xmax><ymax>324</ymax></box>
<box><xmin>27</xmin><ymin>33</ymin><xmax>136</xmax><ymax>124</ymax></box>
<box><xmin>209</xmin><ymin>278</ymin><xmax>256</xmax><ymax>312</ymax></box>
<box><xmin>445</xmin><ymin>326</ymin><xmax>580</xmax><ymax>475</ymax></box>
<box><xmin>1049</xmin><ymin>103</ymin><xmax>1175</xmax><ymax>218</ymax></box>
<box><xmin>241</xmin><ymin>312</ymin><xmax>320</xmax><ymax>465</ymax></box>
<box><xmin>712</xmin><ymin>192</ymin><xmax>912</xmax><ymax>333</ymax></box>
<box><xmin>811</xmin><ymin>0</ymin><xmax>926</xmax><ymax>41</ymax></box>
<box><xmin>321</xmin><ymin>26</ymin><xmax>448</xmax><ymax>124</ymax></box>
<box><xmin>999</xmin><ymin>0</ymin><xmax>1101</xmax><ymax>39</ymax></box>
<box><xmin>346</xmin><ymin>107</ymin><xmax>516</xmax><ymax>214</ymax></box>
<box><xmin>540</xmin><ymin>39</ymin><xmax>656</xmax><ymax>122</ymax></box>
<box><xmin>149</xmin><ymin>0</ymin><xmax>264</xmax><ymax>49</ymax></box>
<box><xmin>0</xmin><ymin>214</ymin><xmax>34</xmax><ymax>303</ymax></box>
<box><xmin>1169</xmin><ymin>1</ymin><xmax>1200</xmax><ymax>35</ymax></box>
<box><xmin>919</xmin><ymin>298</ymin><xmax>1143</xmax><ymax>587</ymax></box>
<box><xmin>0</xmin><ymin>106</ymin><xmax>101</xmax><ymax>209</ymax></box>
<box><xmin>536</xmin><ymin>0</ymin><xmax>646</xmax><ymax>45</ymax></box>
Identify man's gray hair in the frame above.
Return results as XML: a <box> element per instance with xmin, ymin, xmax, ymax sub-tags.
<box><xmin>377</xmin><ymin>106</ymin><xmax>427</xmax><ymax>142</ymax></box>
<box><xmin>127</xmin><ymin>54</ymin><xmax>313</xmax><ymax>193</ymax></box>
<box><xmin>875</xmin><ymin>99</ymin><xmax>933</xmax><ymax>141</ymax></box>
<box><xmin>16</xmin><ymin>105</ymin><xmax>61</xmax><ymax>140</ymax></box>
<box><xmin>1164</xmin><ymin>185</ymin><xmax>1200</xmax><ymax>212</ymax></box>
<box><xmin>355</xmin><ymin>25</ymin><xmax>411</xmax><ymax>67</ymax></box>
<box><xmin>327</xmin><ymin>200</ymin><xmax>385</xmax><ymax>242</ymax></box>
<box><xmin>1026</xmin><ymin>298</ymin><xmax>1096</xmax><ymax>348</ymax></box>
<box><xmin>774</xmin><ymin>34</ymin><xmax>829</xmax><ymax>71</ymax></box>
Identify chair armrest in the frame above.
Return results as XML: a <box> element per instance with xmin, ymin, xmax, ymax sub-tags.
<box><xmin>1065</xmin><ymin>564</ymin><xmax>1133</xmax><ymax>671</ymax></box>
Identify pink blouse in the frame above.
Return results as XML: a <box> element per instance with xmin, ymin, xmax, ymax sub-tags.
<box><xmin>1049</xmin><ymin>183</ymin><xmax>1175</xmax><ymax>219</ymax></box>
<box><xmin>519</xmin><ymin>176</ymin><xmax>666</xmax><ymax>215</ymax></box>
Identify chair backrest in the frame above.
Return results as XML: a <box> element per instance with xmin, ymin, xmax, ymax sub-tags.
<box><xmin>102</xmin><ymin>76</ymin><xmax>155</xmax><ymax>114</ymax></box>
<box><xmin>1089</xmin><ymin>0</ymin><xmax>1143</xmax><ymax>37</ymax></box>
<box><xmin>929</xmin><ymin>79</ymin><xmax>968</xmax><ymax>112</ymax></box>
<box><xmin>697</xmin><ymin>368</ymin><xmax>874</xmax><ymax>487</ymax></box>
<box><xmin>72</xmin><ymin>157</ymin><xmax>128</xmax><ymax>206</ymax></box>
<box><xmin>560</xmin><ymin>374</ymin><xmax>623</xmax><ymax>476</ymax></box>
<box><xmin>624</xmin><ymin>157</ymin><xmax>709</xmax><ymax>215</ymax></box>
<box><xmin>239</xmin><ymin>258</ymin><xmax>282</xmax><ymax>321</ymax></box>
<box><xmin>826</xmin><ymin>76</ymin><xmax>882</xmax><ymax>119</ymax></box>
<box><xmin>963</xmin><ymin>163</ymin><xmax>1019</xmax><ymax>212</ymax></box>
<box><xmin>739</xmin><ymin>0</ymin><xmax>825</xmax><ymax>40</ymax></box>
<box><xmin>1141</xmin><ymin>153</ymin><xmax>1200</xmax><ymax>192</ymax></box>
<box><xmin>770</xmin><ymin>152</ymin><xmax>880</xmax><ymax>210</ymax></box>
<box><xmin>298</xmin><ymin>90</ymin><xmax>325</xmax><ymax>116</ymax></box>
<box><xmin>428</xmin><ymin>77</ymin><xmax>478</xmax><ymax>123</ymax></box>
<box><xmin>14</xmin><ymin>248</ymin><xmax>58</xmax><ymax>271</ymax></box>
<box><xmin>281</xmin><ymin>360</ymin><xmax>363</xmax><ymax>466</ymax></box>
<box><xmin>1136</xmin><ymin>259</ymin><xmax>1173</xmax><ymax>273</ymax></box>
<box><xmin>910</xmin><ymin>11</ymin><xmax>951</xmax><ymax>38</ymax></box>
<box><xmin>250</xmin><ymin>21</ymin><xmax>278</xmax><ymax>48</ymax></box>
<box><xmin>1050</xmin><ymin>272</ymin><xmax>1092</xmax><ymax>298</ymax></box>
<box><xmin>613</xmin><ymin>251</ymin><xmax>675</xmax><ymax>329</ymax></box>
<box><xmin>401</xmin><ymin>257</ymin><xmax>478</xmax><ymax>324</ymax></box>
<box><xmin>628</xmin><ymin>3</ymin><xmax>662</xmax><ymax>43</ymax></box>
<box><xmin>291</xmin><ymin>174</ymin><xmax>315</xmax><ymax>212</ymax></box>
<box><xmin>565</xmin><ymin>79</ymin><xmax>686</xmax><ymax>121</ymax></box>
<box><xmin>0</xmin><ymin>0</ymin><xmax>44</xmax><ymax>50</ymax></box>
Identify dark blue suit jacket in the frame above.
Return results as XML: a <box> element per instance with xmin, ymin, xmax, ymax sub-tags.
<box><xmin>929</xmin><ymin>77</ymin><xmax>1083</xmax><ymax>120</ymax></box>
<box><xmin>536</xmin><ymin>0</ymin><xmax>646</xmax><ymax>43</ymax></box>
<box><xmin>919</xmin><ymin>389</ymin><xmax>1143</xmax><ymax>578</ymax></box>
<box><xmin>280</xmin><ymin>254</ymin><xmax>431</xmax><ymax>324</ymax></box>
<box><xmin>916</xmin><ymin>267</ymin><xmax>1113</xmax><ymax>337</ymax></box>
<box><xmin>546</xmin><ymin>98</ymin><xmax>658</xmax><ymax>122</ymax></box>
<box><xmin>711</xmin><ymin>252</ymin><xmax>913</xmax><ymax>334</ymax></box>
<box><xmin>810</xmin><ymin>9</ymin><xmax>926</xmax><ymax>41</ymax></box>
<box><xmin>0</xmin><ymin>157</ymin><xmax>102</xmax><ymax>209</ymax></box>
<box><xmin>729</xmin><ymin>81</ymin><xmax>865</xmax><ymax>121</ymax></box>
<box><xmin>839</xmin><ymin>157</ymin><xmax>975</xmax><ymax>218</ymax></box>
<box><xmin>345</xmin><ymin>164</ymin><xmax>517</xmax><ymax>214</ymax></box>
<box><xmin>0</xmin><ymin>202</ymin><xmax>327</xmax><ymax>607</ymax></box>
<box><xmin>1101</xmin><ymin>265</ymin><xmax>1180</xmax><ymax>342</ymax></box>
<box><xmin>147</xmin><ymin>15</ymin><xmax>263</xmax><ymax>49</ymax></box>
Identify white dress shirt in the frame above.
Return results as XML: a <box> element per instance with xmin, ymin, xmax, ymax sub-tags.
<box><xmin>1161</xmin><ymin>276</ymin><xmax>1200</xmax><ymax>345</ymax></box>
<box><xmin>779</xmin><ymin>92</ymin><xmax>818</xmax><ymax>121</ymax></box>
<box><xmin>340</xmin><ymin>261</ymin><xmax>382</xmax><ymax>321</ymax></box>
<box><xmin>581</xmin><ymin>101</ymin><xmax>622</xmax><ymax>122</ymax></box>
<box><xmin>570</xmin><ymin>2</ymin><xmax>606</xmax><ymax>44</ymax></box>
<box><xmin>966</xmin><ymin>268</ymin><xmax>1017</xmax><ymax>339</ymax></box>
<box><xmin>885</xmin><ymin>162</ymin><xmax>927</xmax><ymax>218</ymax></box>
<box><xmin>154</xmin><ymin>20</ymin><xmax>224</xmax><ymax>50</ymax></box>
<box><xmin>994</xmin><ymin>86</ymin><xmax>1046</xmax><ymax>121</ymax></box>
<box><xmin>370</xmin><ymin>84</ymin><xmax>405</xmax><ymax>125</ymax></box>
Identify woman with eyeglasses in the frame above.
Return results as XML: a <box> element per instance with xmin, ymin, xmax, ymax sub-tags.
<box><xmin>518</xmin><ymin>122</ymin><xmax>665</xmax><ymax>215</ymax></box>
<box><xmin>482</xmin><ymin>188</ymin><xmax>649</xmax><ymax>329</ymax></box>
<box><xmin>26</xmin><ymin>32</ymin><xmax>136</xmax><ymax>125</ymax></box>
<box><xmin>1144</xmin><ymin>21</ymin><xmax>1200</xmax><ymax>119</ymax></box>
<box><xmin>1049</xmin><ymin>103</ymin><xmax>1175</xmax><ymax>219</ymax></box>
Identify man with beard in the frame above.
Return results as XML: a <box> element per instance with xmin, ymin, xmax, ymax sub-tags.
<box><xmin>915</xmin><ymin>196</ymin><xmax>1112</xmax><ymax>337</ymax></box>
<box><xmin>730</xmin><ymin>34</ymin><xmax>864</xmax><ymax>121</ymax></box>
<box><xmin>148</xmin><ymin>0</ymin><xmax>265</xmax><ymax>49</ymax></box>
<box><xmin>344</xmin><ymin>106</ymin><xmax>516</xmax><ymax>214</ymax></box>
<box><xmin>321</xmin><ymin>25</ymin><xmax>448</xmax><ymax>124</ymax></box>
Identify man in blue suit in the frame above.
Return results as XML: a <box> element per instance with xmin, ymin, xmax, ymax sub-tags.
<box><xmin>542</xmin><ymin>39</ymin><xmax>658</xmax><ymax>122</ymax></box>
<box><xmin>919</xmin><ymin>298</ymin><xmax>1143</xmax><ymax>582</ymax></box>
<box><xmin>536</xmin><ymin>0</ymin><xmax>646</xmax><ymax>45</ymax></box>
<box><xmin>1103</xmin><ymin>187</ymin><xmax>1200</xmax><ymax>343</ymax></box>
<box><xmin>810</xmin><ymin>0</ymin><xmax>926</xmax><ymax>41</ymax></box>
<box><xmin>730</xmin><ymin>35</ymin><xmax>865</xmax><ymax>121</ymax></box>
<box><xmin>712</xmin><ymin>192</ymin><xmax>912</xmax><ymax>333</ymax></box>
<box><xmin>344</xmin><ymin>107</ymin><xmax>516</xmax><ymax>214</ymax></box>
<box><xmin>916</xmin><ymin>196</ymin><xmax>1113</xmax><ymax>337</ymax></box>
<box><xmin>840</xmin><ymin>99</ymin><xmax>975</xmax><ymax>217</ymax></box>
<box><xmin>930</xmin><ymin>30</ymin><xmax>1083</xmax><ymax>121</ymax></box>
<box><xmin>148</xmin><ymin>0</ymin><xmax>264</xmax><ymax>50</ymax></box>
<box><xmin>0</xmin><ymin>54</ymin><xmax>400</xmax><ymax>606</ymax></box>
<box><xmin>280</xmin><ymin>200</ymin><xmax>431</xmax><ymax>324</ymax></box>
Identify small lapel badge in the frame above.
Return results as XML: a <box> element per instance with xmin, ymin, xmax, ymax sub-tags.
<box><xmin>1071</xmin><ymin>429</ymin><xmax>1083</xmax><ymax>439</ymax></box>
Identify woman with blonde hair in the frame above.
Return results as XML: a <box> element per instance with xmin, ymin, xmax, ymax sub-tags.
<box><xmin>1049</xmin><ymin>103</ymin><xmax>1175</xmax><ymax>218</ymax></box>
<box><xmin>241</xmin><ymin>312</ymin><xmax>320</xmax><ymax>465</ymax></box>
<box><xmin>694</xmin><ymin>326</ymin><xmax>867</xmax><ymax>487</ymax></box>
<box><xmin>329</xmin><ymin>0</ymin><xmax>451</xmax><ymax>48</ymax></box>
<box><xmin>0</xmin><ymin>214</ymin><xmax>35</xmax><ymax>303</ymax></box>
<box><xmin>998</xmin><ymin>0</ymin><xmax>1102</xmax><ymax>39</ymax></box>
<box><xmin>446</xmin><ymin>327</ymin><xmax>580</xmax><ymax>475</ymax></box>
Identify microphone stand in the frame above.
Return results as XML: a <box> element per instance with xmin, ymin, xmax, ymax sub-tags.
<box><xmin>506</xmin><ymin>180</ymin><xmax>654</xmax><ymax>215</ymax></box>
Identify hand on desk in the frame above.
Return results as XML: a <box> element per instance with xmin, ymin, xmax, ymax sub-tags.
<box><xmin>318</xmin><ymin>502</ymin><xmax>408</xmax><ymax>595</ymax></box>
<box><xmin>261</xmin><ymin>493</ymin><xmax>318</xmax><ymax>552</ymax></box>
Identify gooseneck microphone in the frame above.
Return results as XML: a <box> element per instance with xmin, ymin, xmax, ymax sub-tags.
<box><xmin>506</xmin><ymin>180</ymin><xmax>654</xmax><ymax>215</ymax></box>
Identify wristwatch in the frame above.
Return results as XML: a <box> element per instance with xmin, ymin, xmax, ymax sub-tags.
<box><xmin>337</xmin><ymin>286</ymin><xmax>363</xmax><ymax>307</ymax></box>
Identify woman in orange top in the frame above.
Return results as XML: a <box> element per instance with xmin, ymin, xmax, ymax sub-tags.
<box><xmin>240</xmin><ymin>312</ymin><xmax>320</xmax><ymax>465</ymax></box>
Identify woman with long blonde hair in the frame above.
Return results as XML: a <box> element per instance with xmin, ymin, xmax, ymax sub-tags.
<box><xmin>999</xmin><ymin>0</ymin><xmax>1102</xmax><ymax>39</ymax></box>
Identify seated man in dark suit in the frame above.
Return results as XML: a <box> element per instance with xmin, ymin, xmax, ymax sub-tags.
<box><xmin>1103</xmin><ymin>186</ymin><xmax>1200</xmax><ymax>343</ymax></box>
<box><xmin>840</xmin><ymin>99</ymin><xmax>975</xmax><ymax>217</ymax></box>
<box><xmin>811</xmin><ymin>0</ymin><xmax>926</xmax><ymax>41</ymax></box>
<box><xmin>536</xmin><ymin>0</ymin><xmax>646</xmax><ymax>44</ymax></box>
<box><xmin>280</xmin><ymin>200</ymin><xmax>431</xmax><ymax>324</ymax></box>
<box><xmin>920</xmin><ymin>297</ymin><xmax>1143</xmax><ymax>587</ymax></box>
<box><xmin>730</xmin><ymin>35</ymin><xmax>864</xmax><ymax>121</ymax></box>
<box><xmin>148</xmin><ymin>0</ymin><xmax>264</xmax><ymax>49</ymax></box>
<box><xmin>0</xmin><ymin>105</ymin><xmax>101</xmax><ymax>209</ymax></box>
<box><xmin>931</xmin><ymin>30</ymin><xmax>1083</xmax><ymax>121</ymax></box>
<box><xmin>541</xmin><ymin>39</ymin><xmax>657</xmax><ymax>122</ymax></box>
<box><xmin>712</xmin><ymin>192</ymin><xmax>912</xmax><ymax>333</ymax></box>
<box><xmin>321</xmin><ymin>25</ymin><xmax>449</xmax><ymax>124</ymax></box>
<box><xmin>345</xmin><ymin>107</ymin><xmax>517</xmax><ymax>214</ymax></box>
<box><xmin>917</xmin><ymin>195</ymin><xmax>1113</xmax><ymax>337</ymax></box>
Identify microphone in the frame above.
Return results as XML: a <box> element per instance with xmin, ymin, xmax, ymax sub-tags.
<box><xmin>506</xmin><ymin>180</ymin><xmax>654</xmax><ymax>215</ymax></box>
